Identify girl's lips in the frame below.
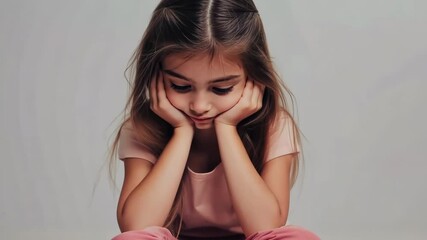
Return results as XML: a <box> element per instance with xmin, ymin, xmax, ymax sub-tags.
<box><xmin>190</xmin><ymin>117</ymin><xmax>213</xmax><ymax>122</ymax></box>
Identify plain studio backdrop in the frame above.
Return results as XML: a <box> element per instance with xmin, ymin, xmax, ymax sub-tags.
<box><xmin>1</xmin><ymin>0</ymin><xmax>426</xmax><ymax>239</ymax></box>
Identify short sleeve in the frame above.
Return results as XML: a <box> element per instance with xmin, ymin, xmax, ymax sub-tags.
<box><xmin>118</xmin><ymin>121</ymin><xmax>157</xmax><ymax>164</ymax></box>
<box><xmin>265</xmin><ymin>114</ymin><xmax>301</xmax><ymax>163</ymax></box>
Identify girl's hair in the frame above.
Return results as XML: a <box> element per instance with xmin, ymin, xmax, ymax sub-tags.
<box><xmin>108</xmin><ymin>0</ymin><xmax>303</xmax><ymax>236</ymax></box>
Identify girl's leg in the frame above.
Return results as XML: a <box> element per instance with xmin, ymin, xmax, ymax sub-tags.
<box><xmin>111</xmin><ymin>226</ymin><xmax>178</xmax><ymax>240</ymax></box>
<box><xmin>246</xmin><ymin>225</ymin><xmax>320</xmax><ymax>240</ymax></box>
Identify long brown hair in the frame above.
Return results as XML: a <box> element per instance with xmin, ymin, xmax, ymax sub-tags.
<box><xmin>108</xmin><ymin>0</ymin><xmax>304</xmax><ymax>236</ymax></box>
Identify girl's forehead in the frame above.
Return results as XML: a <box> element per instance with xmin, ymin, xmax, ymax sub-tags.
<box><xmin>162</xmin><ymin>52</ymin><xmax>244</xmax><ymax>72</ymax></box>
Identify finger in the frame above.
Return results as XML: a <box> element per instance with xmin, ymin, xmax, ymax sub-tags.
<box><xmin>157</xmin><ymin>71</ymin><xmax>167</xmax><ymax>100</ymax></box>
<box><xmin>150</xmin><ymin>73</ymin><xmax>158</xmax><ymax>107</ymax></box>
<box><xmin>256</xmin><ymin>84</ymin><xmax>264</xmax><ymax>110</ymax></box>
<box><xmin>252</xmin><ymin>83</ymin><xmax>260</xmax><ymax>103</ymax></box>
<box><xmin>251</xmin><ymin>82</ymin><xmax>262</xmax><ymax>108</ymax></box>
<box><xmin>242</xmin><ymin>79</ymin><xmax>254</xmax><ymax>99</ymax></box>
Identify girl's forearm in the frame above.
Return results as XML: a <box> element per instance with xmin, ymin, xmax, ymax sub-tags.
<box><xmin>215</xmin><ymin>123</ymin><xmax>284</xmax><ymax>236</ymax></box>
<box><xmin>120</xmin><ymin>126</ymin><xmax>193</xmax><ymax>231</ymax></box>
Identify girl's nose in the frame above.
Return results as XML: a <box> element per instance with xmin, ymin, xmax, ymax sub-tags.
<box><xmin>189</xmin><ymin>97</ymin><xmax>211</xmax><ymax>116</ymax></box>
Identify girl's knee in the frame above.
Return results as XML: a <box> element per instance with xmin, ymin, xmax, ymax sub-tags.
<box><xmin>112</xmin><ymin>226</ymin><xmax>177</xmax><ymax>240</ymax></box>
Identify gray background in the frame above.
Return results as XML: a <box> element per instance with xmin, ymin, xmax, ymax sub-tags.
<box><xmin>1</xmin><ymin>0</ymin><xmax>426</xmax><ymax>239</ymax></box>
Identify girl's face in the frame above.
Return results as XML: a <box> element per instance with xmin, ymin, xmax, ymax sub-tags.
<box><xmin>162</xmin><ymin>52</ymin><xmax>246</xmax><ymax>129</ymax></box>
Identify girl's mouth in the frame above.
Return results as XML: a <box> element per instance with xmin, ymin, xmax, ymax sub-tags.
<box><xmin>190</xmin><ymin>117</ymin><xmax>213</xmax><ymax>123</ymax></box>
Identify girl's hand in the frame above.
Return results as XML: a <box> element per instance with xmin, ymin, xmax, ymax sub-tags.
<box><xmin>150</xmin><ymin>71</ymin><xmax>193</xmax><ymax>129</ymax></box>
<box><xmin>214</xmin><ymin>79</ymin><xmax>264</xmax><ymax>127</ymax></box>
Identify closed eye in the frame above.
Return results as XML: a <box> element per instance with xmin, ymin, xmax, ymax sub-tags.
<box><xmin>170</xmin><ymin>83</ymin><xmax>191</xmax><ymax>93</ymax></box>
<box><xmin>212</xmin><ymin>86</ymin><xmax>233</xmax><ymax>95</ymax></box>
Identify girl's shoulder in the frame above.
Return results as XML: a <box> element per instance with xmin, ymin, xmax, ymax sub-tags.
<box><xmin>265</xmin><ymin>109</ymin><xmax>300</xmax><ymax>162</ymax></box>
<box><xmin>269</xmin><ymin>109</ymin><xmax>294</xmax><ymax>133</ymax></box>
<box><xmin>117</xmin><ymin>119</ymin><xmax>157</xmax><ymax>163</ymax></box>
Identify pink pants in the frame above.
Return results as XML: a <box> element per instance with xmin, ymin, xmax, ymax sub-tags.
<box><xmin>112</xmin><ymin>225</ymin><xmax>320</xmax><ymax>240</ymax></box>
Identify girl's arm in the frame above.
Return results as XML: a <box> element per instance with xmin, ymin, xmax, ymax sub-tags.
<box><xmin>215</xmin><ymin>123</ymin><xmax>293</xmax><ymax>236</ymax></box>
<box><xmin>214</xmin><ymin>80</ymin><xmax>293</xmax><ymax>236</ymax></box>
<box><xmin>117</xmin><ymin>72</ymin><xmax>194</xmax><ymax>231</ymax></box>
<box><xmin>117</xmin><ymin>126</ymin><xmax>193</xmax><ymax>231</ymax></box>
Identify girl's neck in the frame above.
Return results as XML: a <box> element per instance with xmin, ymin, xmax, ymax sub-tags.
<box><xmin>188</xmin><ymin>127</ymin><xmax>221</xmax><ymax>173</ymax></box>
<box><xmin>193</xmin><ymin>127</ymin><xmax>217</xmax><ymax>149</ymax></box>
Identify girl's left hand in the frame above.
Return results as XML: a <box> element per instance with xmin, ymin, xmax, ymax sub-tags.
<box><xmin>214</xmin><ymin>79</ymin><xmax>264</xmax><ymax>127</ymax></box>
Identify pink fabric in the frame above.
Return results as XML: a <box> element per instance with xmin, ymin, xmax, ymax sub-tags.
<box><xmin>246</xmin><ymin>225</ymin><xmax>321</xmax><ymax>240</ymax></box>
<box><xmin>117</xmin><ymin>114</ymin><xmax>301</xmax><ymax>237</ymax></box>
<box><xmin>118</xmin><ymin>121</ymin><xmax>156</xmax><ymax>163</ymax></box>
<box><xmin>112</xmin><ymin>225</ymin><xmax>320</xmax><ymax>240</ymax></box>
<box><xmin>111</xmin><ymin>226</ymin><xmax>176</xmax><ymax>240</ymax></box>
<box><xmin>265</xmin><ymin>114</ymin><xmax>300</xmax><ymax>162</ymax></box>
<box><xmin>180</xmin><ymin>164</ymin><xmax>242</xmax><ymax>236</ymax></box>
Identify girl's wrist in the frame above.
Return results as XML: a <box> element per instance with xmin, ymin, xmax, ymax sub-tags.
<box><xmin>214</xmin><ymin>121</ymin><xmax>237</xmax><ymax>131</ymax></box>
<box><xmin>214</xmin><ymin>117</ymin><xmax>237</xmax><ymax>126</ymax></box>
<box><xmin>174</xmin><ymin>125</ymin><xmax>194</xmax><ymax>136</ymax></box>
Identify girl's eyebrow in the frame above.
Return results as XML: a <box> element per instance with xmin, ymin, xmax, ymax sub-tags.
<box><xmin>162</xmin><ymin>69</ymin><xmax>241</xmax><ymax>83</ymax></box>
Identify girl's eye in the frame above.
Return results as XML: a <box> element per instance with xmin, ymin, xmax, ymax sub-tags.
<box><xmin>170</xmin><ymin>83</ymin><xmax>191</xmax><ymax>93</ymax></box>
<box><xmin>212</xmin><ymin>86</ymin><xmax>233</xmax><ymax>95</ymax></box>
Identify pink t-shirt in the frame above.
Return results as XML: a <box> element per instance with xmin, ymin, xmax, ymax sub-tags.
<box><xmin>118</xmin><ymin>114</ymin><xmax>300</xmax><ymax>237</ymax></box>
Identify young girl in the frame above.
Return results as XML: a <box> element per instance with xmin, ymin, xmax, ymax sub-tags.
<box><xmin>109</xmin><ymin>0</ymin><xmax>320</xmax><ymax>239</ymax></box>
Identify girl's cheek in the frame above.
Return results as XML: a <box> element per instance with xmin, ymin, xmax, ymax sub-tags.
<box><xmin>221</xmin><ymin>93</ymin><xmax>242</xmax><ymax>111</ymax></box>
<box><xmin>166</xmin><ymin>91</ymin><xmax>186</xmax><ymax>110</ymax></box>
<box><xmin>165</xmin><ymin>87</ymin><xmax>177</xmax><ymax>102</ymax></box>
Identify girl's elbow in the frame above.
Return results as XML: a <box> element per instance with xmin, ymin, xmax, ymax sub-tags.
<box><xmin>279</xmin><ymin>211</ymin><xmax>289</xmax><ymax>226</ymax></box>
<box><xmin>117</xmin><ymin>211</ymin><xmax>164</xmax><ymax>232</ymax></box>
<box><xmin>117</xmin><ymin>219</ymin><xmax>153</xmax><ymax>233</ymax></box>
<box><xmin>117</xmin><ymin>214</ymin><xmax>135</xmax><ymax>232</ymax></box>
<box><xmin>269</xmin><ymin>213</ymin><xmax>287</xmax><ymax>230</ymax></box>
<box><xmin>266</xmin><ymin>212</ymin><xmax>288</xmax><ymax>231</ymax></box>
<box><xmin>244</xmin><ymin>213</ymin><xmax>287</xmax><ymax>237</ymax></box>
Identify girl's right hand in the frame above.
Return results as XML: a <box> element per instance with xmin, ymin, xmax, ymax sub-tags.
<box><xmin>150</xmin><ymin>71</ymin><xmax>193</xmax><ymax>130</ymax></box>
